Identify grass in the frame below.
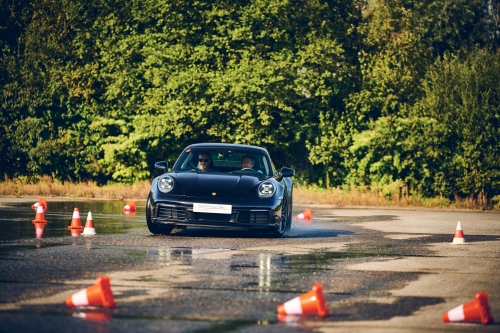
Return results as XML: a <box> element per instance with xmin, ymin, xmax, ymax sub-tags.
<box><xmin>0</xmin><ymin>176</ymin><xmax>497</xmax><ymax>210</ymax></box>
<box><xmin>0</xmin><ymin>176</ymin><xmax>150</xmax><ymax>200</ymax></box>
<box><xmin>295</xmin><ymin>184</ymin><xmax>498</xmax><ymax>210</ymax></box>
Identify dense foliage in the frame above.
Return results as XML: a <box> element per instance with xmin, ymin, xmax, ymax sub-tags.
<box><xmin>1</xmin><ymin>0</ymin><xmax>499</xmax><ymax>200</ymax></box>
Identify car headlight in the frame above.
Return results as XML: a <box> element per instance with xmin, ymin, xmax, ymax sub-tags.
<box><xmin>258</xmin><ymin>181</ymin><xmax>276</xmax><ymax>198</ymax></box>
<box><xmin>158</xmin><ymin>176</ymin><xmax>174</xmax><ymax>193</ymax></box>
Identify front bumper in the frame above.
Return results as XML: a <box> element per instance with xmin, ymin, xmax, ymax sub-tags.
<box><xmin>150</xmin><ymin>197</ymin><xmax>282</xmax><ymax>230</ymax></box>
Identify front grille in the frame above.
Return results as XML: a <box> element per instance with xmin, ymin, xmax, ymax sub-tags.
<box><xmin>157</xmin><ymin>205</ymin><xmax>186</xmax><ymax>221</ymax></box>
<box><xmin>156</xmin><ymin>204</ymin><xmax>271</xmax><ymax>225</ymax></box>
<box><xmin>237</xmin><ymin>211</ymin><xmax>271</xmax><ymax>224</ymax></box>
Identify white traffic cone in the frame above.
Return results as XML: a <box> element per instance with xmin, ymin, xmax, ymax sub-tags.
<box><xmin>452</xmin><ymin>221</ymin><xmax>466</xmax><ymax>244</ymax></box>
<box><xmin>82</xmin><ymin>211</ymin><xmax>96</xmax><ymax>236</ymax></box>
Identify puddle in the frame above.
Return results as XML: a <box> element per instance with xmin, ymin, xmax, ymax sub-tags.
<box><xmin>143</xmin><ymin>245</ymin><xmax>406</xmax><ymax>272</ymax></box>
<box><xmin>175</xmin><ymin>319</ymin><xmax>282</xmax><ymax>333</ymax></box>
<box><xmin>0</xmin><ymin>243</ymin><xmax>66</xmax><ymax>256</ymax></box>
<box><xmin>0</xmin><ymin>203</ymin><xmax>456</xmax><ymax>329</ymax></box>
<box><xmin>146</xmin><ymin>247</ymin><xmax>233</xmax><ymax>266</ymax></box>
<box><xmin>0</xmin><ymin>201</ymin><xmax>144</xmax><ymax>242</ymax></box>
<box><xmin>273</xmin><ymin>244</ymin><xmax>406</xmax><ymax>272</ymax></box>
<box><xmin>72</xmin><ymin>311</ymin><xmax>113</xmax><ymax>322</ymax></box>
<box><xmin>0</xmin><ymin>238</ymin><xmax>447</xmax><ymax>329</ymax></box>
<box><xmin>140</xmin><ymin>245</ymin><xmax>411</xmax><ymax>294</ymax></box>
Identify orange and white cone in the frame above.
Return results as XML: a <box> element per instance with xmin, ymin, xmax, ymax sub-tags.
<box><xmin>31</xmin><ymin>198</ymin><xmax>47</xmax><ymax>211</ymax></box>
<box><xmin>32</xmin><ymin>205</ymin><xmax>48</xmax><ymax>223</ymax></box>
<box><xmin>68</xmin><ymin>208</ymin><xmax>84</xmax><ymax>230</ymax></box>
<box><xmin>65</xmin><ymin>276</ymin><xmax>116</xmax><ymax>308</ymax></box>
<box><xmin>442</xmin><ymin>291</ymin><xmax>493</xmax><ymax>325</ymax></box>
<box><xmin>82</xmin><ymin>211</ymin><xmax>96</xmax><ymax>236</ymax></box>
<box><xmin>452</xmin><ymin>221</ymin><xmax>466</xmax><ymax>244</ymax></box>
<box><xmin>277</xmin><ymin>284</ymin><xmax>329</xmax><ymax>318</ymax></box>
<box><xmin>295</xmin><ymin>208</ymin><xmax>313</xmax><ymax>221</ymax></box>
<box><xmin>34</xmin><ymin>222</ymin><xmax>46</xmax><ymax>239</ymax></box>
<box><xmin>122</xmin><ymin>201</ymin><xmax>137</xmax><ymax>212</ymax></box>
<box><xmin>71</xmin><ymin>229</ymin><xmax>82</xmax><ymax>237</ymax></box>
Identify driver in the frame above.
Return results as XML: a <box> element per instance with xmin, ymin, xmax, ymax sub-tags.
<box><xmin>241</xmin><ymin>155</ymin><xmax>256</xmax><ymax>169</ymax></box>
<box><xmin>197</xmin><ymin>153</ymin><xmax>213</xmax><ymax>172</ymax></box>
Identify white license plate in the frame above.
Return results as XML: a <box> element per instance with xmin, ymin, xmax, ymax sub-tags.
<box><xmin>193</xmin><ymin>203</ymin><xmax>232</xmax><ymax>214</ymax></box>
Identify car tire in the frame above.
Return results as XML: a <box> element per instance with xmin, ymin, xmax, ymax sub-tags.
<box><xmin>146</xmin><ymin>193</ymin><xmax>174</xmax><ymax>235</ymax></box>
<box><xmin>271</xmin><ymin>193</ymin><xmax>291</xmax><ymax>238</ymax></box>
<box><xmin>285</xmin><ymin>189</ymin><xmax>293</xmax><ymax>232</ymax></box>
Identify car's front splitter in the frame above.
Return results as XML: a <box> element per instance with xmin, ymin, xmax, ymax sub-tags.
<box><xmin>152</xmin><ymin>219</ymin><xmax>278</xmax><ymax>231</ymax></box>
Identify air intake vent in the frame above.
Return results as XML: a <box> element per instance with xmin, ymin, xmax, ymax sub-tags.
<box><xmin>157</xmin><ymin>205</ymin><xmax>186</xmax><ymax>221</ymax></box>
<box><xmin>238</xmin><ymin>211</ymin><xmax>270</xmax><ymax>224</ymax></box>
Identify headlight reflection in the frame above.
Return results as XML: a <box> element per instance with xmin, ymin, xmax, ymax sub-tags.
<box><xmin>259</xmin><ymin>253</ymin><xmax>272</xmax><ymax>290</ymax></box>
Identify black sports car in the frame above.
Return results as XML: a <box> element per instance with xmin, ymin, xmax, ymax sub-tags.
<box><xmin>146</xmin><ymin>143</ymin><xmax>295</xmax><ymax>237</ymax></box>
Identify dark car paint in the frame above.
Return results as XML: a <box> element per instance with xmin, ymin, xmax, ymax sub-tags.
<box><xmin>147</xmin><ymin>143</ymin><xmax>294</xmax><ymax>236</ymax></box>
<box><xmin>170</xmin><ymin>172</ymin><xmax>263</xmax><ymax>199</ymax></box>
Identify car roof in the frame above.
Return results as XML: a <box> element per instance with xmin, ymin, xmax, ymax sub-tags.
<box><xmin>186</xmin><ymin>143</ymin><xmax>269</xmax><ymax>154</ymax></box>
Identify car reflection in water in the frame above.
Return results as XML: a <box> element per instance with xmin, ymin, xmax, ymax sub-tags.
<box><xmin>151</xmin><ymin>248</ymin><xmax>284</xmax><ymax>292</ymax></box>
<box><xmin>154</xmin><ymin>248</ymin><xmax>230</xmax><ymax>266</ymax></box>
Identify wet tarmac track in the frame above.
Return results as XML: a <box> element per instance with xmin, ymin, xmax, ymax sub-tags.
<box><xmin>0</xmin><ymin>200</ymin><xmax>499</xmax><ymax>332</ymax></box>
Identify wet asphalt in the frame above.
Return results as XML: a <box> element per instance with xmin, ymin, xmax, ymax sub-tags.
<box><xmin>0</xmin><ymin>199</ymin><xmax>499</xmax><ymax>332</ymax></box>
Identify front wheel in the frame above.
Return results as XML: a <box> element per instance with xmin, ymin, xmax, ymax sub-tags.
<box><xmin>271</xmin><ymin>194</ymin><xmax>292</xmax><ymax>238</ymax></box>
<box><xmin>146</xmin><ymin>193</ymin><xmax>174</xmax><ymax>235</ymax></box>
<box><xmin>285</xmin><ymin>189</ymin><xmax>293</xmax><ymax>232</ymax></box>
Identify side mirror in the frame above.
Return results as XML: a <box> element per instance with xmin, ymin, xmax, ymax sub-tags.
<box><xmin>279</xmin><ymin>167</ymin><xmax>295</xmax><ymax>179</ymax></box>
<box><xmin>154</xmin><ymin>161</ymin><xmax>168</xmax><ymax>173</ymax></box>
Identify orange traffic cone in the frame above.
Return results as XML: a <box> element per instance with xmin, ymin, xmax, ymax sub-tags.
<box><xmin>442</xmin><ymin>291</ymin><xmax>493</xmax><ymax>325</ymax></box>
<box><xmin>122</xmin><ymin>201</ymin><xmax>137</xmax><ymax>212</ymax></box>
<box><xmin>32</xmin><ymin>205</ymin><xmax>47</xmax><ymax>223</ymax></box>
<box><xmin>65</xmin><ymin>276</ymin><xmax>116</xmax><ymax>308</ymax></box>
<box><xmin>71</xmin><ymin>229</ymin><xmax>82</xmax><ymax>237</ymax></box>
<box><xmin>82</xmin><ymin>211</ymin><xmax>96</xmax><ymax>236</ymax></box>
<box><xmin>452</xmin><ymin>221</ymin><xmax>466</xmax><ymax>244</ymax></box>
<box><xmin>295</xmin><ymin>208</ymin><xmax>313</xmax><ymax>221</ymax></box>
<box><xmin>34</xmin><ymin>222</ymin><xmax>45</xmax><ymax>239</ymax></box>
<box><xmin>68</xmin><ymin>208</ymin><xmax>84</xmax><ymax>230</ymax></box>
<box><xmin>31</xmin><ymin>198</ymin><xmax>47</xmax><ymax>211</ymax></box>
<box><xmin>277</xmin><ymin>284</ymin><xmax>329</xmax><ymax>317</ymax></box>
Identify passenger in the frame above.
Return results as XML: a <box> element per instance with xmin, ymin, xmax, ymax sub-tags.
<box><xmin>241</xmin><ymin>155</ymin><xmax>256</xmax><ymax>169</ymax></box>
<box><xmin>241</xmin><ymin>155</ymin><xmax>264</xmax><ymax>174</ymax></box>
<box><xmin>197</xmin><ymin>153</ymin><xmax>213</xmax><ymax>172</ymax></box>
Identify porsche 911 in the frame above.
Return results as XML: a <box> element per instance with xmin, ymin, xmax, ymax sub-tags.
<box><xmin>146</xmin><ymin>143</ymin><xmax>294</xmax><ymax>237</ymax></box>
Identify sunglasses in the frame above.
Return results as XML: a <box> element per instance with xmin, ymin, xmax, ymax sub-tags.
<box><xmin>198</xmin><ymin>158</ymin><xmax>210</xmax><ymax>162</ymax></box>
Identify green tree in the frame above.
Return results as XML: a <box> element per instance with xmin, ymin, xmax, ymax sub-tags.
<box><xmin>1</xmin><ymin>0</ymin><xmax>102</xmax><ymax>180</ymax></box>
<box><xmin>88</xmin><ymin>0</ymin><xmax>360</xmax><ymax>181</ymax></box>
<box><xmin>346</xmin><ymin>48</ymin><xmax>500</xmax><ymax>198</ymax></box>
<box><xmin>308</xmin><ymin>0</ymin><xmax>426</xmax><ymax>186</ymax></box>
<box><xmin>351</xmin><ymin>0</ymin><xmax>429</xmax><ymax>119</ymax></box>
<box><xmin>346</xmin><ymin>115</ymin><xmax>447</xmax><ymax>196</ymax></box>
<box><xmin>411</xmin><ymin>48</ymin><xmax>500</xmax><ymax>197</ymax></box>
<box><xmin>309</xmin><ymin>0</ymin><xmax>494</xmax><ymax>189</ymax></box>
<box><xmin>411</xmin><ymin>0</ymin><xmax>490</xmax><ymax>54</ymax></box>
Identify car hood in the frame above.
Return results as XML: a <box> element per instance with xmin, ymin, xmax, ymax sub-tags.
<box><xmin>174</xmin><ymin>172</ymin><xmax>264</xmax><ymax>199</ymax></box>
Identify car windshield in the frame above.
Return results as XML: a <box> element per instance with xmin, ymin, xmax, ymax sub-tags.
<box><xmin>173</xmin><ymin>148</ymin><xmax>274</xmax><ymax>176</ymax></box>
